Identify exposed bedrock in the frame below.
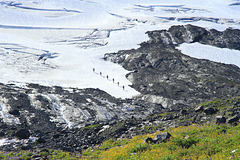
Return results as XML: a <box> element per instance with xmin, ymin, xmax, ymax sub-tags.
<box><xmin>0</xmin><ymin>83</ymin><xmax>163</xmax><ymax>151</ymax></box>
<box><xmin>146</xmin><ymin>24</ymin><xmax>240</xmax><ymax>50</ymax></box>
<box><xmin>104</xmin><ymin>24</ymin><xmax>240</xmax><ymax>108</ymax></box>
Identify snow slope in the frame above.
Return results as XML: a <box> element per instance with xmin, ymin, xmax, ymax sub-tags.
<box><xmin>0</xmin><ymin>0</ymin><xmax>240</xmax><ymax>98</ymax></box>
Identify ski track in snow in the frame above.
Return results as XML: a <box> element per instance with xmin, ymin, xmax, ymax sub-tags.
<box><xmin>0</xmin><ymin>0</ymin><xmax>240</xmax><ymax>98</ymax></box>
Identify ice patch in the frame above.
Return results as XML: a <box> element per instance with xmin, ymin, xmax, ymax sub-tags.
<box><xmin>177</xmin><ymin>43</ymin><xmax>240</xmax><ymax>68</ymax></box>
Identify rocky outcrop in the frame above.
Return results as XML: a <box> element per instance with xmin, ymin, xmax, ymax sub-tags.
<box><xmin>145</xmin><ymin>24</ymin><xmax>240</xmax><ymax>50</ymax></box>
<box><xmin>104</xmin><ymin>25</ymin><xmax>240</xmax><ymax>109</ymax></box>
<box><xmin>227</xmin><ymin>115</ymin><xmax>240</xmax><ymax>124</ymax></box>
<box><xmin>16</xmin><ymin>129</ymin><xmax>30</xmax><ymax>139</ymax></box>
<box><xmin>216</xmin><ymin>116</ymin><xmax>226</xmax><ymax>125</ymax></box>
<box><xmin>144</xmin><ymin>132</ymin><xmax>172</xmax><ymax>144</ymax></box>
<box><xmin>0</xmin><ymin>82</ymin><xmax>163</xmax><ymax>152</ymax></box>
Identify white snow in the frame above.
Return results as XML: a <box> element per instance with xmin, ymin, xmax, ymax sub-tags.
<box><xmin>0</xmin><ymin>0</ymin><xmax>240</xmax><ymax>98</ymax></box>
<box><xmin>0</xmin><ymin>104</ymin><xmax>21</xmax><ymax>125</ymax></box>
<box><xmin>177</xmin><ymin>43</ymin><xmax>240</xmax><ymax>68</ymax></box>
<box><xmin>0</xmin><ymin>138</ymin><xmax>18</xmax><ymax>146</ymax></box>
<box><xmin>0</xmin><ymin>136</ymin><xmax>37</xmax><ymax>147</ymax></box>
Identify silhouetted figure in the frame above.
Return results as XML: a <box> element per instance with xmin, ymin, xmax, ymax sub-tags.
<box><xmin>113</xmin><ymin>78</ymin><xmax>114</xmax><ymax>83</ymax></box>
<box><xmin>123</xmin><ymin>86</ymin><xmax>125</xmax><ymax>90</ymax></box>
<box><xmin>100</xmin><ymin>72</ymin><xmax>102</xmax><ymax>76</ymax></box>
<box><xmin>106</xmin><ymin>75</ymin><xmax>108</xmax><ymax>79</ymax></box>
<box><xmin>117</xmin><ymin>82</ymin><xmax>119</xmax><ymax>86</ymax></box>
<box><xmin>93</xmin><ymin>68</ymin><xmax>95</xmax><ymax>72</ymax></box>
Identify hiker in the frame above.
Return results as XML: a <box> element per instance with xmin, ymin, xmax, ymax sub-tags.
<box><xmin>123</xmin><ymin>86</ymin><xmax>125</xmax><ymax>90</ymax></box>
<box><xmin>100</xmin><ymin>72</ymin><xmax>102</xmax><ymax>76</ymax></box>
<box><xmin>93</xmin><ymin>68</ymin><xmax>95</xmax><ymax>72</ymax></box>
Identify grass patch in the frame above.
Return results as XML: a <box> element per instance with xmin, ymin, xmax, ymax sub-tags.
<box><xmin>83</xmin><ymin>123</ymin><xmax>240</xmax><ymax>160</ymax></box>
<box><xmin>199</xmin><ymin>97</ymin><xmax>240</xmax><ymax>115</ymax></box>
<box><xmin>83</xmin><ymin>124</ymin><xmax>100</xmax><ymax>129</ymax></box>
<box><xmin>0</xmin><ymin>150</ymin><xmax>81</xmax><ymax>160</ymax></box>
<box><xmin>1</xmin><ymin>123</ymin><xmax>239</xmax><ymax>160</ymax></box>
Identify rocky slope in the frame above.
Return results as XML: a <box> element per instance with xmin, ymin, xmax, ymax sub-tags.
<box><xmin>0</xmin><ymin>25</ymin><xmax>240</xmax><ymax>153</ymax></box>
<box><xmin>0</xmin><ymin>83</ymin><xmax>162</xmax><ymax>152</ymax></box>
<box><xmin>104</xmin><ymin>24</ymin><xmax>240</xmax><ymax>109</ymax></box>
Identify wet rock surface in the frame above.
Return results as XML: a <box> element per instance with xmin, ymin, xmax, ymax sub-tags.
<box><xmin>0</xmin><ymin>25</ymin><xmax>240</xmax><ymax>152</ymax></box>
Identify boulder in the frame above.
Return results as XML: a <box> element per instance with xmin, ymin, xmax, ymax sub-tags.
<box><xmin>53</xmin><ymin>133</ymin><xmax>61</xmax><ymax>139</ymax></box>
<box><xmin>153</xmin><ymin>132</ymin><xmax>172</xmax><ymax>143</ymax></box>
<box><xmin>9</xmin><ymin>109</ymin><xmax>20</xmax><ymax>116</ymax></box>
<box><xmin>144</xmin><ymin>137</ymin><xmax>154</xmax><ymax>144</ymax></box>
<box><xmin>227</xmin><ymin>115</ymin><xmax>240</xmax><ymax>124</ymax></box>
<box><xmin>180</xmin><ymin>109</ymin><xmax>187</xmax><ymax>115</ymax></box>
<box><xmin>195</xmin><ymin>105</ymin><xmax>204</xmax><ymax>112</ymax></box>
<box><xmin>0</xmin><ymin>130</ymin><xmax>5</xmax><ymax>137</ymax></box>
<box><xmin>21</xmin><ymin>144</ymin><xmax>32</xmax><ymax>150</ymax></box>
<box><xmin>216</xmin><ymin>116</ymin><xmax>226</xmax><ymax>125</ymax></box>
<box><xmin>144</xmin><ymin>132</ymin><xmax>172</xmax><ymax>144</ymax></box>
<box><xmin>37</xmin><ymin>137</ymin><xmax>46</xmax><ymax>143</ymax></box>
<box><xmin>16</xmin><ymin>129</ymin><xmax>30</xmax><ymax>139</ymax></box>
<box><xmin>204</xmin><ymin>107</ymin><xmax>216</xmax><ymax>115</ymax></box>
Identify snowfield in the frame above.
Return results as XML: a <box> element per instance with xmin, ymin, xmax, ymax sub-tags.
<box><xmin>0</xmin><ymin>0</ymin><xmax>240</xmax><ymax>98</ymax></box>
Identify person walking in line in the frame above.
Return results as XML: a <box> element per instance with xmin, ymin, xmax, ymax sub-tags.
<box><xmin>117</xmin><ymin>82</ymin><xmax>119</xmax><ymax>86</ymax></box>
<box><xmin>123</xmin><ymin>85</ymin><xmax>125</xmax><ymax>90</ymax></box>
<box><xmin>100</xmin><ymin>72</ymin><xmax>102</xmax><ymax>76</ymax></box>
<box><xmin>93</xmin><ymin>68</ymin><xmax>95</xmax><ymax>72</ymax></box>
<box><xmin>113</xmin><ymin>78</ymin><xmax>114</xmax><ymax>83</ymax></box>
<box><xmin>106</xmin><ymin>75</ymin><xmax>108</xmax><ymax>79</ymax></box>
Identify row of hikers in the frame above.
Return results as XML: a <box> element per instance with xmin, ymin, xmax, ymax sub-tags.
<box><xmin>93</xmin><ymin>68</ymin><xmax>125</xmax><ymax>90</ymax></box>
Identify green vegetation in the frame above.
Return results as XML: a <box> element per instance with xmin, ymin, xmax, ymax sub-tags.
<box><xmin>83</xmin><ymin>124</ymin><xmax>100</xmax><ymax>129</ymax></box>
<box><xmin>83</xmin><ymin>123</ymin><xmax>239</xmax><ymax>160</ymax></box>
<box><xmin>0</xmin><ymin>150</ymin><xmax>81</xmax><ymax>160</ymax></box>
<box><xmin>99</xmin><ymin>139</ymin><xmax>129</xmax><ymax>150</ymax></box>
<box><xmin>1</xmin><ymin>123</ymin><xmax>239</xmax><ymax>160</ymax></box>
<box><xmin>199</xmin><ymin>97</ymin><xmax>240</xmax><ymax>116</ymax></box>
<box><xmin>1</xmin><ymin>97</ymin><xmax>239</xmax><ymax>160</ymax></box>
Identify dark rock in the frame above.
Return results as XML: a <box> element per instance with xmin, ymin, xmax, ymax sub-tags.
<box><xmin>37</xmin><ymin>137</ymin><xmax>46</xmax><ymax>143</ymax></box>
<box><xmin>153</xmin><ymin>132</ymin><xmax>172</xmax><ymax>143</ymax></box>
<box><xmin>0</xmin><ymin>131</ymin><xmax>5</xmax><ymax>137</ymax></box>
<box><xmin>144</xmin><ymin>137</ymin><xmax>154</xmax><ymax>144</ymax></box>
<box><xmin>227</xmin><ymin>115</ymin><xmax>240</xmax><ymax>124</ymax></box>
<box><xmin>221</xmin><ymin>129</ymin><xmax>227</xmax><ymax>134</ymax></box>
<box><xmin>16</xmin><ymin>129</ymin><xmax>30</xmax><ymax>139</ymax></box>
<box><xmin>180</xmin><ymin>109</ymin><xmax>187</xmax><ymax>115</ymax></box>
<box><xmin>53</xmin><ymin>133</ymin><xmax>61</xmax><ymax>139</ymax></box>
<box><xmin>216</xmin><ymin>116</ymin><xmax>226</xmax><ymax>125</ymax></box>
<box><xmin>21</xmin><ymin>144</ymin><xmax>32</xmax><ymax>150</ymax></box>
<box><xmin>62</xmin><ymin>147</ymin><xmax>73</xmax><ymax>152</ymax></box>
<box><xmin>9</xmin><ymin>109</ymin><xmax>20</xmax><ymax>116</ymax></box>
<box><xmin>204</xmin><ymin>107</ymin><xmax>216</xmax><ymax>115</ymax></box>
